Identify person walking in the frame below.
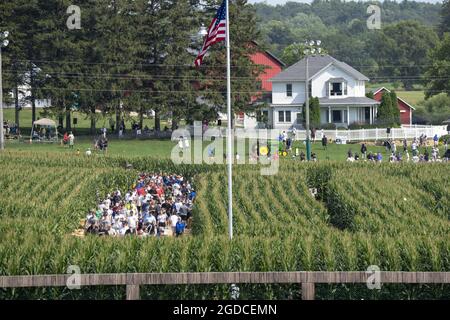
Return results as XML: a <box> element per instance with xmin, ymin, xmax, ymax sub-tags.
<box><xmin>68</xmin><ymin>132</ymin><xmax>75</xmax><ymax>149</ymax></box>
<box><xmin>433</xmin><ymin>134</ymin><xmax>439</xmax><ymax>147</ymax></box>
<box><xmin>321</xmin><ymin>134</ymin><xmax>328</xmax><ymax>150</ymax></box>
<box><xmin>411</xmin><ymin>140</ymin><xmax>418</xmax><ymax>156</ymax></box>
<box><xmin>292</xmin><ymin>127</ymin><xmax>297</xmax><ymax>142</ymax></box>
<box><xmin>391</xmin><ymin>141</ymin><xmax>397</xmax><ymax>154</ymax></box>
<box><xmin>360</xmin><ymin>143</ymin><xmax>367</xmax><ymax>159</ymax></box>
<box><xmin>311</xmin><ymin>128</ymin><xmax>316</xmax><ymax>143</ymax></box>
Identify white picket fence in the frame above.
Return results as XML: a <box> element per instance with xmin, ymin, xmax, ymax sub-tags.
<box><xmin>293</xmin><ymin>126</ymin><xmax>448</xmax><ymax>142</ymax></box>
<box><xmin>184</xmin><ymin>124</ymin><xmax>448</xmax><ymax>142</ymax></box>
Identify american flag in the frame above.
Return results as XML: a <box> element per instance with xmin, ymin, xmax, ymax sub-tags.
<box><xmin>195</xmin><ymin>0</ymin><xmax>227</xmax><ymax>67</ymax></box>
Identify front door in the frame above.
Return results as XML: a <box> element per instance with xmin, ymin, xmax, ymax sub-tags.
<box><xmin>365</xmin><ymin>107</ymin><xmax>371</xmax><ymax>123</ymax></box>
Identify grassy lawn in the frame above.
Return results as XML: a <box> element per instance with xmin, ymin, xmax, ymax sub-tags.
<box><xmin>396</xmin><ymin>91</ymin><xmax>425</xmax><ymax>106</ymax></box>
<box><xmin>366</xmin><ymin>82</ymin><xmax>425</xmax><ymax>106</ymax></box>
<box><xmin>4</xmin><ymin>136</ymin><xmax>442</xmax><ymax>162</ymax></box>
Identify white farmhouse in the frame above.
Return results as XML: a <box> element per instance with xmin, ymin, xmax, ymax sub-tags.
<box><xmin>266</xmin><ymin>55</ymin><xmax>380</xmax><ymax>130</ymax></box>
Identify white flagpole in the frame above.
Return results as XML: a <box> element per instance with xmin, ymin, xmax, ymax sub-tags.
<box><xmin>225</xmin><ymin>0</ymin><xmax>233</xmax><ymax>240</ymax></box>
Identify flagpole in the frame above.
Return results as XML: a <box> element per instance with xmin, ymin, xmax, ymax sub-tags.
<box><xmin>225</xmin><ymin>0</ymin><xmax>233</xmax><ymax>240</ymax></box>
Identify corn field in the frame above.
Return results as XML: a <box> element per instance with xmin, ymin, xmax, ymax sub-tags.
<box><xmin>0</xmin><ymin>151</ymin><xmax>449</xmax><ymax>299</ymax></box>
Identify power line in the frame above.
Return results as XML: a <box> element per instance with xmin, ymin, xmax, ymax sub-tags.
<box><xmin>5</xmin><ymin>58</ymin><xmax>445</xmax><ymax>69</ymax></box>
<box><xmin>3</xmin><ymin>70</ymin><xmax>450</xmax><ymax>82</ymax></box>
<box><xmin>1</xmin><ymin>70</ymin><xmax>262</xmax><ymax>81</ymax></box>
<box><xmin>11</xmin><ymin>86</ymin><xmax>450</xmax><ymax>94</ymax></box>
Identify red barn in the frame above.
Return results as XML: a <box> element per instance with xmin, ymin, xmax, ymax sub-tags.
<box><xmin>249</xmin><ymin>41</ymin><xmax>285</xmax><ymax>102</ymax></box>
<box><xmin>250</xmin><ymin>41</ymin><xmax>285</xmax><ymax>93</ymax></box>
<box><xmin>373</xmin><ymin>87</ymin><xmax>415</xmax><ymax>125</ymax></box>
<box><xmin>236</xmin><ymin>42</ymin><xmax>285</xmax><ymax>127</ymax></box>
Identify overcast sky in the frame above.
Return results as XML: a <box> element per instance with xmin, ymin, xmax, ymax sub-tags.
<box><xmin>248</xmin><ymin>0</ymin><xmax>443</xmax><ymax>5</ymax></box>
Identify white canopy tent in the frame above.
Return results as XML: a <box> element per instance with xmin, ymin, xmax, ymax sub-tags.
<box><xmin>30</xmin><ymin>118</ymin><xmax>59</xmax><ymax>142</ymax></box>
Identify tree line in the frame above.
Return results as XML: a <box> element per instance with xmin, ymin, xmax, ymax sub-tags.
<box><xmin>255</xmin><ymin>0</ymin><xmax>449</xmax><ymax>91</ymax></box>
<box><xmin>0</xmin><ymin>0</ymin><xmax>262</xmax><ymax>133</ymax></box>
<box><xmin>256</xmin><ymin>0</ymin><xmax>450</xmax><ymax>125</ymax></box>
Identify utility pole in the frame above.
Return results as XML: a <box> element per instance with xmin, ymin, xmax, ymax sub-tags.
<box><xmin>0</xmin><ymin>31</ymin><xmax>10</xmax><ymax>151</ymax></box>
<box><xmin>304</xmin><ymin>55</ymin><xmax>310</xmax><ymax>160</ymax></box>
<box><xmin>303</xmin><ymin>40</ymin><xmax>322</xmax><ymax>161</ymax></box>
<box><xmin>225</xmin><ymin>0</ymin><xmax>233</xmax><ymax>240</ymax></box>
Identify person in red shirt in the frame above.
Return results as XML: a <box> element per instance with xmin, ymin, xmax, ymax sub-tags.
<box><xmin>63</xmin><ymin>132</ymin><xmax>69</xmax><ymax>145</ymax></box>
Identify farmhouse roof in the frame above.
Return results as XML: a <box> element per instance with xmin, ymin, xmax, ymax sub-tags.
<box><xmin>269</xmin><ymin>55</ymin><xmax>369</xmax><ymax>82</ymax></box>
<box><xmin>319</xmin><ymin>97</ymin><xmax>380</xmax><ymax>105</ymax></box>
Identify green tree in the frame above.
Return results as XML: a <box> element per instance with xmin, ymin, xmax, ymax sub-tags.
<box><xmin>196</xmin><ymin>0</ymin><xmax>263</xmax><ymax>126</ymax></box>
<box><xmin>422</xmin><ymin>93</ymin><xmax>450</xmax><ymax>124</ymax></box>
<box><xmin>281</xmin><ymin>43</ymin><xmax>305</xmax><ymax>66</ymax></box>
<box><xmin>302</xmin><ymin>97</ymin><xmax>320</xmax><ymax>128</ymax></box>
<box><xmin>369</xmin><ymin>20</ymin><xmax>438</xmax><ymax>90</ymax></box>
<box><xmin>0</xmin><ymin>0</ymin><xmax>46</xmax><ymax>128</ymax></box>
<box><xmin>377</xmin><ymin>92</ymin><xmax>393</xmax><ymax>126</ymax></box>
<box><xmin>440</xmin><ymin>0</ymin><xmax>450</xmax><ymax>35</ymax></box>
<box><xmin>390</xmin><ymin>91</ymin><xmax>400</xmax><ymax>125</ymax></box>
<box><xmin>136</xmin><ymin>0</ymin><xmax>201</xmax><ymax>131</ymax></box>
<box><xmin>424</xmin><ymin>33</ymin><xmax>450</xmax><ymax>100</ymax></box>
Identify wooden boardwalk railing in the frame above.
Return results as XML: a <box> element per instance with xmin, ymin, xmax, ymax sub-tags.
<box><xmin>1</xmin><ymin>271</ymin><xmax>449</xmax><ymax>300</ymax></box>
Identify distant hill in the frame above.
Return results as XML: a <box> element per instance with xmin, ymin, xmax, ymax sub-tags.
<box><xmin>252</xmin><ymin>0</ymin><xmax>443</xmax><ymax>88</ymax></box>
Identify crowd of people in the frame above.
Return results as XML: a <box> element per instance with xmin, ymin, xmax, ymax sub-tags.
<box><xmin>346</xmin><ymin>135</ymin><xmax>450</xmax><ymax>163</ymax></box>
<box><xmin>84</xmin><ymin>173</ymin><xmax>196</xmax><ymax>237</ymax></box>
<box><xmin>2</xmin><ymin>121</ymin><xmax>20</xmax><ymax>137</ymax></box>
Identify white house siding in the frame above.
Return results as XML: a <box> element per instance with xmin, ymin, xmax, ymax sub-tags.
<box><xmin>271</xmin><ymin>106</ymin><xmax>302</xmax><ymax>129</ymax></box>
<box><xmin>349</xmin><ymin>108</ymin><xmax>358</xmax><ymax>124</ymax></box>
<box><xmin>320</xmin><ymin>109</ymin><xmax>328</xmax><ymax>124</ymax></box>
<box><xmin>243</xmin><ymin>113</ymin><xmax>258</xmax><ymax>129</ymax></box>
<box><xmin>272</xmin><ymin>81</ymin><xmax>306</xmax><ymax>105</ymax></box>
<box><xmin>311</xmin><ymin>65</ymin><xmax>365</xmax><ymax>99</ymax></box>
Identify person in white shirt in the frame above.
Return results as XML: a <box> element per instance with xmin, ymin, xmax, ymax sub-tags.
<box><xmin>68</xmin><ymin>132</ymin><xmax>75</xmax><ymax>149</ymax></box>
<box><xmin>157</xmin><ymin>211</ymin><xmax>168</xmax><ymax>227</ymax></box>
<box><xmin>170</xmin><ymin>214</ymin><xmax>179</xmax><ymax>235</ymax></box>
<box><xmin>411</xmin><ymin>142</ymin><xmax>418</xmax><ymax>155</ymax></box>
<box><xmin>104</xmin><ymin>197</ymin><xmax>111</xmax><ymax>209</ymax></box>
<box><xmin>173</xmin><ymin>183</ymin><xmax>181</xmax><ymax>197</ymax></box>
<box><xmin>174</xmin><ymin>199</ymin><xmax>182</xmax><ymax>214</ymax></box>
<box><xmin>128</xmin><ymin>212</ymin><xmax>138</xmax><ymax>233</ymax></box>
<box><xmin>145</xmin><ymin>213</ymin><xmax>156</xmax><ymax>225</ymax></box>
<box><xmin>119</xmin><ymin>222</ymin><xmax>129</xmax><ymax>236</ymax></box>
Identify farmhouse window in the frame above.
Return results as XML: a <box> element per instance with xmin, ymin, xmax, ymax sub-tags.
<box><xmin>285</xmin><ymin>111</ymin><xmax>291</xmax><ymax>122</ymax></box>
<box><xmin>286</xmin><ymin>84</ymin><xmax>293</xmax><ymax>97</ymax></box>
<box><xmin>330</xmin><ymin>82</ymin><xmax>343</xmax><ymax>96</ymax></box>
<box><xmin>332</xmin><ymin>110</ymin><xmax>342</xmax><ymax>123</ymax></box>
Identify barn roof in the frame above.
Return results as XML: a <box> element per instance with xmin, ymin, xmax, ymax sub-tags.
<box><xmin>250</xmin><ymin>41</ymin><xmax>286</xmax><ymax>67</ymax></box>
<box><xmin>372</xmin><ymin>87</ymin><xmax>416</xmax><ymax>110</ymax></box>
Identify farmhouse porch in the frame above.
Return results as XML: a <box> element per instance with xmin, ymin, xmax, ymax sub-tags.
<box><xmin>319</xmin><ymin>97</ymin><xmax>380</xmax><ymax>128</ymax></box>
